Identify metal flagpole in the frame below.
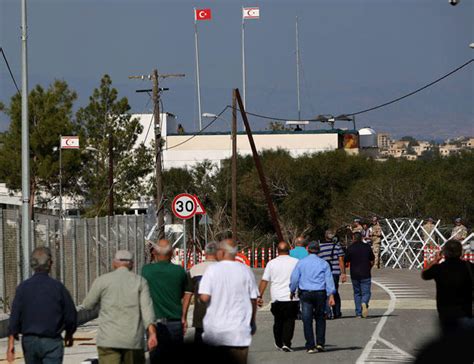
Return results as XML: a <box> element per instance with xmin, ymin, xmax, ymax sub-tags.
<box><xmin>296</xmin><ymin>16</ymin><xmax>301</xmax><ymax>120</ymax></box>
<box><xmin>59</xmin><ymin>136</ymin><xmax>64</xmax><ymax>282</ymax></box>
<box><xmin>21</xmin><ymin>0</ymin><xmax>30</xmax><ymax>280</ymax></box>
<box><xmin>194</xmin><ymin>9</ymin><xmax>203</xmax><ymax>130</ymax></box>
<box><xmin>241</xmin><ymin>10</ymin><xmax>246</xmax><ymax>110</ymax></box>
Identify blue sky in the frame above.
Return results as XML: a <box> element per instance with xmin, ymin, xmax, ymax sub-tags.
<box><xmin>1</xmin><ymin>0</ymin><xmax>473</xmax><ymax>139</ymax></box>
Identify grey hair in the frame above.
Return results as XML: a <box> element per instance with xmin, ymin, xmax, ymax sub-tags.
<box><xmin>30</xmin><ymin>247</ymin><xmax>52</xmax><ymax>272</ymax></box>
<box><xmin>217</xmin><ymin>240</ymin><xmax>238</xmax><ymax>256</ymax></box>
<box><xmin>154</xmin><ymin>241</ymin><xmax>172</xmax><ymax>256</ymax></box>
<box><xmin>205</xmin><ymin>241</ymin><xmax>218</xmax><ymax>255</ymax></box>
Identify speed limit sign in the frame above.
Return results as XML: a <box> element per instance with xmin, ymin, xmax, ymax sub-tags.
<box><xmin>172</xmin><ymin>193</ymin><xmax>197</xmax><ymax>220</ymax></box>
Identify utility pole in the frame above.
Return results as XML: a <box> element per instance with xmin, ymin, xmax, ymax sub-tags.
<box><xmin>231</xmin><ymin>90</ymin><xmax>238</xmax><ymax>241</ymax></box>
<box><xmin>20</xmin><ymin>0</ymin><xmax>30</xmax><ymax>280</ymax></box>
<box><xmin>129</xmin><ymin>70</ymin><xmax>184</xmax><ymax>239</ymax></box>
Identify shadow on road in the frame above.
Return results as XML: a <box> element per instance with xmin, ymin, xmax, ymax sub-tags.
<box><xmin>290</xmin><ymin>345</ymin><xmax>362</xmax><ymax>352</ymax></box>
<box><xmin>332</xmin><ymin>314</ymin><xmax>397</xmax><ymax>319</ymax></box>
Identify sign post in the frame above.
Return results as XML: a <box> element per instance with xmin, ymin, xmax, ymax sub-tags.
<box><xmin>172</xmin><ymin>193</ymin><xmax>206</xmax><ymax>269</ymax></box>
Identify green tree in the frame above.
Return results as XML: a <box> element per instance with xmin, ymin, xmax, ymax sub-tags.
<box><xmin>76</xmin><ymin>74</ymin><xmax>153</xmax><ymax>216</ymax></box>
<box><xmin>0</xmin><ymin>81</ymin><xmax>80</xmax><ymax>215</ymax></box>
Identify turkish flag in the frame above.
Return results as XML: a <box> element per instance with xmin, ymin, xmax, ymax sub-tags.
<box><xmin>195</xmin><ymin>8</ymin><xmax>212</xmax><ymax>21</ymax></box>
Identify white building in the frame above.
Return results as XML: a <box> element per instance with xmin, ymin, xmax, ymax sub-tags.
<box><xmin>132</xmin><ymin>113</ymin><xmax>364</xmax><ymax>170</ymax></box>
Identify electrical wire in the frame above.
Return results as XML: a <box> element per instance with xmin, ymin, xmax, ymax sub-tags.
<box><xmin>0</xmin><ymin>47</ymin><xmax>20</xmax><ymax>93</ymax></box>
<box><xmin>164</xmin><ymin>105</ymin><xmax>231</xmax><ymax>150</ymax></box>
<box><xmin>346</xmin><ymin>58</ymin><xmax>474</xmax><ymax>116</ymax></box>
<box><xmin>226</xmin><ymin>58</ymin><xmax>474</xmax><ymax>122</ymax></box>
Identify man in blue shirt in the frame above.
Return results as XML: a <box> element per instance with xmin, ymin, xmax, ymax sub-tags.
<box><xmin>289</xmin><ymin>236</ymin><xmax>309</xmax><ymax>260</ymax></box>
<box><xmin>7</xmin><ymin>247</ymin><xmax>77</xmax><ymax>364</ymax></box>
<box><xmin>289</xmin><ymin>242</ymin><xmax>335</xmax><ymax>353</ymax></box>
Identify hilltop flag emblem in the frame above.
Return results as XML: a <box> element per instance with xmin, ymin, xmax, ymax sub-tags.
<box><xmin>243</xmin><ymin>7</ymin><xmax>260</xmax><ymax>19</ymax></box>
<box><xmin>195</xmin><ymin>8</ymin><xmax>212</xmax><ymax>21</ymax></box>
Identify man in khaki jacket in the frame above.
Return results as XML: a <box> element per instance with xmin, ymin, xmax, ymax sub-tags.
<box><xmin>81</xmin><ymin>250</ymin><xmax>157</xmax><ymax>364</ymax></box>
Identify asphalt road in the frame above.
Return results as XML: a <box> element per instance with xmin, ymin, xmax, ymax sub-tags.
<box><xmin>0</xmin><ymin>268</ymin><xmax>441</xmax><ymax>364</ymax></box>
<box><xmin>247</xmin><ymin>268</ymin><xmax>439</xmax><ymax>364</ymax></box>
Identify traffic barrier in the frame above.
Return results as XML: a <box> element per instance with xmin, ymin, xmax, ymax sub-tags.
<box><xmin>253</xmin><ymin>249</ymin><xmax>258</xmax><ymax>268</ymax></box>
<box><xmin>261</xmin><ymin>247</ymin><xmax>265</xmax><ymax>268</ymax></box>
<box><xmin>423</xmin><ymin>247</ymin><xmax>440</xmax><ymax>269</ymax></box>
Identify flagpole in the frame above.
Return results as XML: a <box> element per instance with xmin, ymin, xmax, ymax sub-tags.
<box><xmin>296</xmin><ymin>16</ymin><xmax>301</xmax><ymax>120</ymax></box>
<box><xmin>241</xmin><ymin>9</ymin><xmax>246</xmax><ymax>110</ymax></box>
<box><xmin>59</xmin><ymin>136</ymin><xmax>64</xmax><ymax>282</ymax></box>
<box><xmin>194</xmin><ymin>9</ymin><xmax>203</xmax><ymax>130</ymax></box>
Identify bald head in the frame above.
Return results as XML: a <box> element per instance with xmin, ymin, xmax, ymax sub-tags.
<box><xmin>277</xmin><ymin>241</ymin><xmax>290</xmax><ymax>255</ymax></box>
<box><xmin>295</xmin><ymin>236</ymin><xmax>306</xmax><ymax>247</ymax></box>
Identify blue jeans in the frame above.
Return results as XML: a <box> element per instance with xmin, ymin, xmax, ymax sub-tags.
<box><xmin>326</xmin><ymin>274</ymin><xmax>341</xmax><ymax>318</ymax></box>
<box><xmin>150</xmin><ymin>320</ymin><xmax>184</xmax><ymax>363</ymax></box>
<box><xmin>300</xmin><ymin>290</ymin><xmax>327</xmax><ymax>349</ymax></box>
<box><xmin>21</xmin><ymin>336</ymin><xmax>63</xmax><ymax>364</ymax></box>
<box><xmin>351</xmin><ymin>278</ymin><xmax>372</xmax><ymax>316</ymax></box>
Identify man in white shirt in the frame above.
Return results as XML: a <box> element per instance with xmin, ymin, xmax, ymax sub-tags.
<box><xmin>199</xmin><ymin>239</ymin><xmax>259</xmax><ymax>364</ymax></box>
<box><xmin>258</xmin><ymin>241</ymin><xmax>299</xmax><ymax>352</ymax></box>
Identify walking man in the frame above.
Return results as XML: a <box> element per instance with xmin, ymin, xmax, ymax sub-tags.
<box><xmin>290</xmin><ymin>236</ymin><xmax>308</xmax><ymax>260</ymax></box>
<box><xmin>7</xmin><ymin>247</ymin><xmax>77</xmax><ymax>364</ymax></box>
<box><xmin>199</xmin><ymin>239</ymin><xmax>259</xmax><ymax>364</ymax></box>
<box><xmin>258</xmin><ymin>241</ymin><xmax>299</xmax><ymax>352</ymax></box>
<box><xmin>345</xmin><ymin>232</ymin><xmax>375</xmax><ymax>318</ymax></box>
<box><xmin>318</xmin><ymin>230</ymin><xmax>347</xmax><ymax>319</ymax></box>
<box><xmin>369</xmin><ymin>217</ymin><xmax>383</xmax><ymax>268</ymax></box>
<box><xmin>141</xmin><ymin>239</ymin><xmax>192</xmax><ymax>362</ymax></box>
<box><xmin>289</xmin><ymin>241</ymin><xmax>335</xmax><ymax>353</ymax></box>
<box><xmin>81</xmin><ymin>250</ymin><xmax>157</xmax><ymax>363</ymax></box>
<box><xmin>182</xmin><ymin>242</ymin><xmax>218</xmax><ymax>344</ymax></box>
<box><xmin>422</xmin><ymin>240</ymin><xmax>473</xmax><ymax>333</ymax></box>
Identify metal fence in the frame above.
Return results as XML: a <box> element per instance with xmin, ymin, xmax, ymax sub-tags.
<box><xmin>380</xmin><ymin>218</ymin><xmax>473</xmax><ymax>269</ymax></box>
<box><xmin>0</xmin><ymin>209</ymin><xmax>146</xmax><ymax>312</ymax></box>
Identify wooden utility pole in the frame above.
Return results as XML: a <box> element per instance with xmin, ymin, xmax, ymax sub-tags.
<box><xmin>234</xmin><ymin>88</ymin><xmax>284</xmax><ymax>242</ymax></box>
<box><xmin>231</xmin><ymin>90</ymin><xmax>238</xmax><ymax>241</ymax></box>
<box><xmin>129</xmin><ymin>70</ymin><xmax>184</xmax><ymax>239</ymax></box>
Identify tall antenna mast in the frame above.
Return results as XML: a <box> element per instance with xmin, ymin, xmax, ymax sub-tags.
<box><xmin>296</xmin><ymin>16</ymin><xmax>301</xmax><ymax>120</ymax></box>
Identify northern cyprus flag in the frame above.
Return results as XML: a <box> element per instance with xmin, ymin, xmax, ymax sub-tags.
<box><xmin>243</xmin><ymin>7</ymin><xmax>260</xmax><ymax>19</ymax></box>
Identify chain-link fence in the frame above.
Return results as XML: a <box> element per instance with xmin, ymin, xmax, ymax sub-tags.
<box><xmin>0</xmin><ymin>209</ymin><xmax>146</xmax><ymax>313</ymax></box>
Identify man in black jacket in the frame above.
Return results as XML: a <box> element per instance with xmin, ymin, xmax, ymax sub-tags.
<box><xmin>422</xmin><ymin>239</ymin><xmax>473</xmax><ymax>333</ymax></box>
<box><xmin>345</xmin><ymin>232</ymin><xmax>375</xmax><ymax>318</ymax></box>
<box><xmin>6</xmin><ymin>247</ymin><xmax>77</xmax><ymax>363</ymax></box>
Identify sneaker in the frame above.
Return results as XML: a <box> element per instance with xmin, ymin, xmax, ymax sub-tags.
<box><xmin>274</xmin><ymin>343</ymin><xmax>283</xmax><ymax>351</ymax></box>
<box><xmin>306</xmin><ymin>347</ymin><xmax>318</xmax><ymax>354</ymax></box>
<box><xmin>361</xmin><ymin>303</ymin><xmax>369</xmax><ymax>318</ymax></box>
<box><xmin>316</xmin><ymin>345</ymin><xmax>325</xmax><ymax>352</ymax></box>
<box><xmin>333</xmin><ymin>314</ymin><xmax>342</xmax><ymax>319</ymax></box>
<box><xmin>282</xmin><ymin>345</ymin><xmax>293</xmax><ymax>352</ymax></box>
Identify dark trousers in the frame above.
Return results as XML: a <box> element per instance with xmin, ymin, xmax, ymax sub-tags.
<box><xmin>150</xmin><ymin>321</ymin><xmax>184</xmax><ymax>363</ymax></box>
<box><xmin>270</xmin><ymin>301</ymin><xmax>299</xmax><ymax>347</ymax></box>
<box><xmin>326</xmin><ymin>274</ymin><xmax>341</xmax><ymax>317</ymax></box>
<box><xmin>300</xmin><ymin>290</ymin><xmax>327</xmax><ymax>349</ymax></box>
<box><xmin>194</xmin><ymin>327</ymin><xmax>204</xmax><ymax>344</ymax></box>
<box><xmin>21</xmin><ymin>336</ymin><xmax>63</xmax><ymax>364</ymax></box>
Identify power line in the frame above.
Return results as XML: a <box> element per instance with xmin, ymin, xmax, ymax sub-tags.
<box><xmin>0</xmin><ymin>47</ymin><xmax>20</xmax><ymax>93</ymax></box>
<box><xmin>165</xmin><ymin>106</ymin><xmax>230</xmax><ymax>150</ymax></box>
<box><xmin>226</xmin><ymin>58</ymin><xmax>474</xmax><ymax>122</ymax></box>
<box><xmin>346</xmin><ymin>58</ymin><xmax>474</xmax><ymax>116</ymax></box>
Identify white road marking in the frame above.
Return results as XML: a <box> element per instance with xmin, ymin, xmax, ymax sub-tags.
<box><xmin>356</xmin><ymin>280</ymin><xmax>415</xmax><ymax>364</ymax></box>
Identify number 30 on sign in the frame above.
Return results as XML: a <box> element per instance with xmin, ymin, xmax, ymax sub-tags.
<box><xmin>172</xmin><ymin>193</ymin><xmax>205</xmax><ymax>220</ymax></box>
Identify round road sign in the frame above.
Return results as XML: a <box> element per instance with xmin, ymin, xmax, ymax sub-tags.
<box><xmin>172</xmin><ymin>193</ymin><xmax>197</xmax><ymax>220</ymax></box>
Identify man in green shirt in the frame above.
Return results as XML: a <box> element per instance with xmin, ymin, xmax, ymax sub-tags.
<box><xmin>81</xmin><ymin>250</ymin><xmax>157</xmax><ymax>364</ymax></box>
<box><xmin>141</xmin><ymin>239</ymin><xmax>192</xmax><ymax>363</ymax></box>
